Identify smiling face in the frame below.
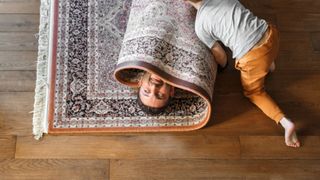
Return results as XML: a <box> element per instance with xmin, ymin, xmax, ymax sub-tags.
<box><xmin>138</xmin><ymin>72</ymin><xmax>174</xmax><ymax>109</ymax></box>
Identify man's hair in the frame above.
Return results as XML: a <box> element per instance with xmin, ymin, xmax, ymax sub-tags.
<box><xmin>187</xmin><ymin>0</ymin><xmax>202</xmax><ymax>3</ymax></box>
<box><xmin>137</xmin><ymin>89</ymin><xmax>171</xmax><ymax>115</ymax></box>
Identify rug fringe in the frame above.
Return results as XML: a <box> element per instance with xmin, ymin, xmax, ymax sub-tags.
<box><xmin>32</xmin><ymin>0</ymin><xmax>52</xmax><ymax>140</ymax></box>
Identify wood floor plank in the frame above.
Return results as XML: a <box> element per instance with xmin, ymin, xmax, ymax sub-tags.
<box><xmin>15</xmin><ymin>135</ymin><xmax>240</xmax><ymax>159</ymax></box>
<box><xmin>0</xmin><ymin>111</ymin><xmax>33</xmax><ymax>137</ymax></box>
<box><xmin>241</xmin><ymin>0</ymin><xmax>320</xmax><ymax>13</ymax></box>
<box><xmin>0</xmin><ymin>159</ymin><xmax>109</xmax><ymax>180</ymax></box>
<box><xmin>0</xmin><ymin>0</ymin><xmax>40</xmax><ymax>14</ymax></box>
<box><xmin>277</xmin><ymin>13</ymin><xmax>320</xmax><ymax>32</ymax></box>
<box><xmin>279</xmin><ymin>32</ymin><xmax>313</xmax><ymax>53</ymax></box>
<box><xmin>0</xmin><ymin>0</ymin><xmax>319</xmax><ymax>179</ymax></box>
<box><xmin>0</xmin><ymin>71</ymin><xmax>36</xmax><ymax>92</ymax></box>
<box><xmin>240</xmin><ymin>136</ymin><xmax>320</xmax><ymax>159</ymax></box>
<box><xmin>0</xmin><ymin>92</ymin><xmax>34</xmax><ymax>112</ymax></box>
<box><xmin>312</xmin><ymin>52</ymin><xmax>320</xmax><ymax>62</ymax></box>
<box><xmin>0</xmin><ymin>32</ymin><xmax>37</xmax><ymax>51</ymax></box>
<box><xmin>311</xmin><ymin>32</ymin><xmax>320</xmax><ymax>52</ymax></box>
<box><xmin>0</xmin><ymin>92</ymin><xmax>34</xmax><ymax>136</ymax></box>
<box><xmin>276</xmin><ymin>52</ymin><xmax>320</xmax><ymax>70</ymax></box>
<box><xmin>0</xmin><ymin>51</ymin><xmax>37</xmax><ymax>71</ymax></box>
<box><xmin>0</xmin><ymin>136</ymin><xmax>16</xmax><ymax>159</ymax></box>
<box><xmin>267</xmin><ymin>70</ymin><xmax>320</xmax><ymax>93</ymax></box>
<box><xmin>0</xmin><ymin>14</ymin><xmax>39</xmax><ymax>32</ymax></box>
<box><xmin>110</xmin><ymin>159</ymin><xmax>320</xmax><ymax>180</ymax></box>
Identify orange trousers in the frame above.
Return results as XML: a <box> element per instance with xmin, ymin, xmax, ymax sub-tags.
<box><xmin>235</xmin><ymin>25</ymin><xmax>285</xmax><ymax>123</ymax></box>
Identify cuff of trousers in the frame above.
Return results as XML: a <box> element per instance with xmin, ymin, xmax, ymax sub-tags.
<box><xmin>274</xmin><ymin>112</ymin><xmax>285</xmax><ymax>124</ymax></box>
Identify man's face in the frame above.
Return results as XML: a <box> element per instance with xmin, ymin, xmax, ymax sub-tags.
<box><xmin>139</xmin><ymin>73</ymin><xmax>174</xmax><ymax>108</ymax></box>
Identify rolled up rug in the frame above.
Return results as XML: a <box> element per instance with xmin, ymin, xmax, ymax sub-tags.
<box><xmin>114</xmin><ymin>0</ymin><xmax>217</xmax><ymax>130</ymax></box>
<box><xmin>33</xmin><ymin>0</ymin><xmax>217</xmax><ymax>139</ymax></box>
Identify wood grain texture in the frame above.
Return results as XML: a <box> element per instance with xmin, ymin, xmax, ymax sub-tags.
<box><xmin>15</xmin><ymin>135</ymin><xmax>240</xmax><ymax>159</ymax></box>
<box><xmin>279</xmin><ymin>32</ymin><xmax>313</xmax><ymax>53</ymax></box>
<box><xmin>0</xmin><ymin>51</ymin><xmax>37</xmax><ymax>71</ymax></box>
<box><xmin>0</xmin><ymin>0</ymin><xmax>319</xmax><ymax>179</ymax></box>
<box><xmin>241</xmin><ymin>0</ymin><xmax>320</xmax><ymax>13</ymax></box>
<box><xmin>0</xmin><ymin>71</ymin><xmax>36</xmax><ymax>92</ymax></box>
<box><xmin>240</xmin><ymin>136</ymin><xmax>320</xmax><ymax>159</ymax></box>
<box><xmin>0</xmin><ymin>136</ymin><xmax>16</xmax><ymax>159</ymax></box>
<box><xmin>110</xmin><ymin>159</ymin><xmax>320</xmax><ymax>180</ymax></box>
<box><xmin>0</xmin><ymin>93</ymin><xmax>34</xmax><ymax>136</ymax></box>
<box><xmin>0</xmin><ymin>112</ymin><xmax>33</xmax><ymax>136</ymax></box>
<box><xmin>0</xmin><ymin>0</ymin><xmax>40</xmax><ymax>14</ymax></box>
<box><xmin>311</xmin><ymin>32</ymin><xmax>320</xmax><ymax>52</ymax></box>
<box><xmin>0</xmin><ymin>14</ymin><xmax>39</xmax><ymax>32</ymax></box>
<box><xmin>276</xmin><ymin>52</ymin><xmax>320</xmax><ymax>70</ymax></box>
<box><xmin>0</xmin><ymin>32</ymin><xmax>37</xmax><ymax>51</ymax></box>
<box><xmin>0</xmin><ymin>159</ymin><xmax>109</xmax><ymax>180</ymax></box>
<box><xmin>0</xmin><ymin>92</ymin><xmax>34</xmax><ymax>112</ymax></box>
<box><xmin>277</xmin><ymin>13</ymin><xmax>320</xmax><ymax>32</ymax></box>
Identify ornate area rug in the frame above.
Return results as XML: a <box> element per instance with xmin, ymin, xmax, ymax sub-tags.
<box><xmin>33</xmin><ymin>0</ymin><xmax>217</xmax><ymax>139</ymax></box>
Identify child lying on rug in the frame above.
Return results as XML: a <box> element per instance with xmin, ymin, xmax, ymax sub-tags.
<box><xmin>137</xmin><ymin>0</ymin><xmax>300</xmax><ymax>148</ymax></box>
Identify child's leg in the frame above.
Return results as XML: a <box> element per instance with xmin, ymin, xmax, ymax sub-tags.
<box><xmin>236</xmin><ymin>56</ymin><xmax>284</xmax><ymax>123</ymax></box>
<box><xmin>235</xmin><ymin>25</ymin><xmax>300</xmax><ymax>147</ymax></box>
<box><xmin>236</xmin><ymin>25</ymin><xmax>283</xmax><ymax>122</ymax></box>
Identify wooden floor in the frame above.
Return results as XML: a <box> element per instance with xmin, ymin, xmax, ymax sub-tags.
<box><xmin>1</xmin><ymin>0</ymin><xmax>320</xmax><ymax>179</ymax></box>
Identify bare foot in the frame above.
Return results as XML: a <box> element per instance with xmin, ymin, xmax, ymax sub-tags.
<box><xmin>284</xmin><ymin>124</ymin><xmax>300</xmax><ymax>148</ymax></box>
<box><xmin>280</xmin><ymin>117</ymin><xmax>300</xmax><ymax>148</ymax></box>
<box><xmin>269</xmin><ymin>61</ymin><xmax>276</xmax><ymax>73</ymax></box>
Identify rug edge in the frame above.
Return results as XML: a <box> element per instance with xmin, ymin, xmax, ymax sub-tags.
<box><xmin>32</xmin><ymin>0</ymin><xmax>52</xmax><ymax>140</ymax></box>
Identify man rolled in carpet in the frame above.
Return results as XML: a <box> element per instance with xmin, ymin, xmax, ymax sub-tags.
<box><xmin>137</xmin><ymin>0</ymin><xmax>300</xmax><ymax>148</ymax></box>
<box><xmin>137</xmin><ymin>72</ymin><xmax>175</xmax><ymax>115</ymax></box>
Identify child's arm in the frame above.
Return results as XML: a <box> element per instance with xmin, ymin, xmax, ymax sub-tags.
<box><xmin>211</xmin><ymin>42</ymin><xmax>227</xmax><ymax>68</ymax></box>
